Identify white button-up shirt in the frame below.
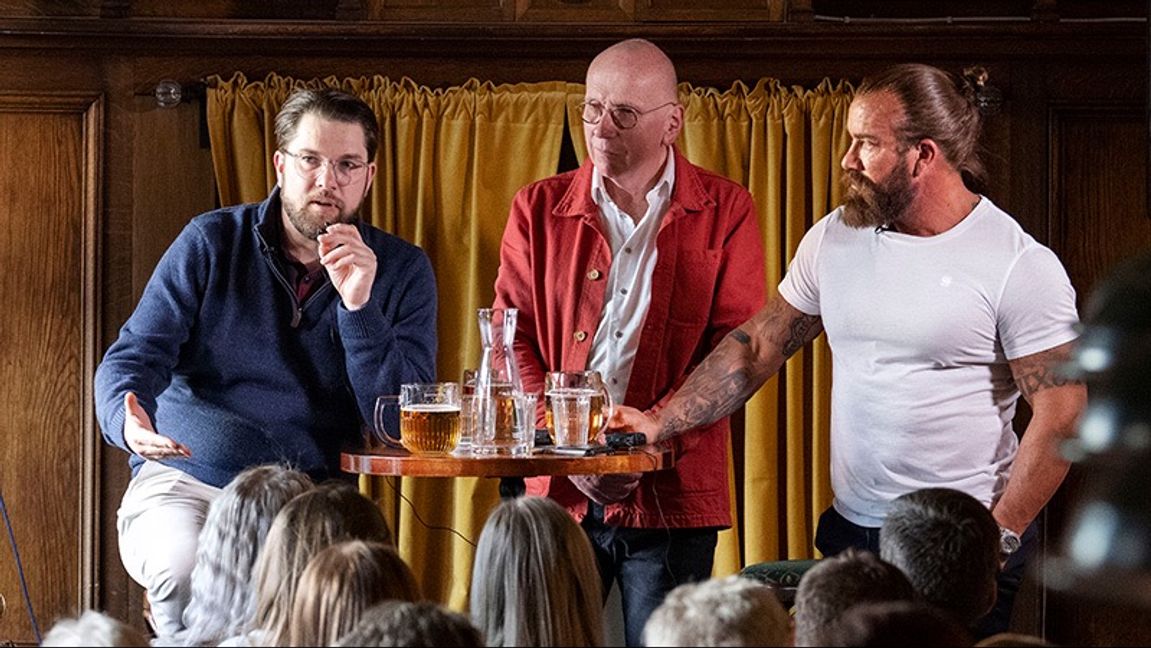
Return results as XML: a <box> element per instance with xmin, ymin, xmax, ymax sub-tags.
<box><xmin>587</xmin><ymin>149</ymin><xmax>676</xmax><ymax>405</ymax></box>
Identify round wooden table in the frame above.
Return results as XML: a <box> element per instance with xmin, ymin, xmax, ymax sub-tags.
<box><xmin>341</xmin><ymin>445</ymin><xmax>676</xmax><ymax>497</ymax></box>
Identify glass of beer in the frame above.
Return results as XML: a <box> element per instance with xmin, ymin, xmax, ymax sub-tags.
<box><xmin>544</xmin><ymin>370</ymin><xmax>613</xmax><ymax>446</ymax></box>
<box><xmin>399</xmin><ymin>382</ymin><xmax>462</xmax><ymax>455</ymax></box>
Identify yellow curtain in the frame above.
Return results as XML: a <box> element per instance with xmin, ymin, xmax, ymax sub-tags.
<box><xmin>206</xmin><ymin>72</ymin><xmax>852</xmax><ymax>610</ymax></box>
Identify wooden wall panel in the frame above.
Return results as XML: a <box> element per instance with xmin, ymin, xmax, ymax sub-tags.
<box><xmin>636</xmin><ymin>0</ymin><xmax>783</xmax><ymax>22</ymax></box>
<box><xmin>1041</xmin><ymin>105</ymin><xmax>1151</xmax><ymax>646</ymax></box>
<box><xmin>1047</xmin><ymin>106</ymin><xmax>1150</xmax><ymax>308</ymax></box>
<box><xmin>0</xmin><ymin>92</ymin><xmax>101</xmax><ymax>645</ymax></box>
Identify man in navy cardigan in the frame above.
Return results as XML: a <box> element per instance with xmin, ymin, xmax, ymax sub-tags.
<box><xmin>94</xmin><ymin>89</ymin><xmax>437</xmax><ymax>636</ymax></box>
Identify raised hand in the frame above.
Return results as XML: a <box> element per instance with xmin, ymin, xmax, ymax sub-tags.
<box><xmin>123</xmin><ymin>391</ymin><xmax>191</xmax><ymax>460</ymax></box>
<box><xmin>318</xmin><ymin>223</ymin><xmax>377</xmax><ymax>311</ymax></box>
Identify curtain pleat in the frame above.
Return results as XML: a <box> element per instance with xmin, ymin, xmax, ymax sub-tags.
<box><xmin>205</xmin><ymin>71</ymin><xmax>853</xmax><ymax>610</ymax></box>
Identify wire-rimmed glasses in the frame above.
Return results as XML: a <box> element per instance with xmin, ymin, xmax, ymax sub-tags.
<box><xmin>280</xmin><ymin>150</ymin><xmax>368</xmax><ymax>185</ymax></box>
<box><xmin>579</xmin><ymin>100</ymin><xmax>678</xmax><ymax>130</ymax></box>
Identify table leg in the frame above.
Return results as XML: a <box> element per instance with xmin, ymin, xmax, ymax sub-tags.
<box><xmin>499</xmin><ymin>477</ymin><xmax>526</xmax><ymax>499</ymax></box>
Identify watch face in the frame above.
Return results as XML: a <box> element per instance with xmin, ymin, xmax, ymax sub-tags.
<box><xmin>1001</xmin><ymin>531</ymin><xmax>1022</xmax><ymax>555</ymax></box>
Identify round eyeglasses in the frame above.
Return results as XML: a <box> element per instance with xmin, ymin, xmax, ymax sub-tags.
<box><xmin>580</xmin><ymin>100</ymin><xmax>678</xmax><ymax>130</ymax></box>
<box><xmin>280</xmin><ymin>150</ymin><xmax>368</xmax><ymax>185</ymax></box>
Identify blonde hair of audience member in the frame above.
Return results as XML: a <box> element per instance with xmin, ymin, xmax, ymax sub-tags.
<box><xmin>469</xmin><ymin>496</ymin><xmax>604</xmax><ymax>647</ymax></box>
<box><xmin>288</xmin><ymin>540</ymin><xmax>421</xmax><ymax>646</ymax></box>
<box><xmin>41</xmin><ymin>610</ymin><xmax>151</xmax><ymax>647</ymax></box>
<box><xmin>336</xmin><ymin>600</ymin><xmax>484</xmax><ymax>647</ymax></box>
<box><xmin>641</xmin><ymin>574</ymin><xmax>792</xmax><ymax>647</ymax></box>
<box><xmin>179</xmin><ymin>464</ymin><xmax>313</xmax><ymax>646</ymax></box>
<box><xmin>793</xmin><ymin>548</ymin><xmax>917</xmax><ymax>646</ymax></box>
<box><xmin>248</xmin><ymin>480</ymin><xmax>394</xmax><ymax>647</ymax></box>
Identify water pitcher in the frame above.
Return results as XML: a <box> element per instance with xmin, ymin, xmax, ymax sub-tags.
<box><xmin>473</xmin><ymin>308</ymin><xmax>524</xmax><ymax>455</ymax></box>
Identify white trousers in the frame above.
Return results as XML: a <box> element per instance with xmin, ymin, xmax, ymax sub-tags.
<box><xmin>116</xmin><ymin>461</ymin><xmax>221</xmax><ymax>637</ymax></box>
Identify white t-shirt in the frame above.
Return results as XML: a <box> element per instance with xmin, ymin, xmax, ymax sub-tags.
<box><xmin>778</xmin><ymin>198</ymin><xmax>1079</xmax><ymax>527</ymax></box>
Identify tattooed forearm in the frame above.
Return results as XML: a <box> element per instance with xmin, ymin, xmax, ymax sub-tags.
<box><xmin>656</xmin><ymin>298</ymin><xmax>823</xmax><ymax>441</ymax></box>
<box><xmin>783</xmin><ymin>313</ymin><xmax>822</xmax><ymax>358</ymax></box>
<box><xmin>1009</xmin><ymin>342</ymin><xmax>1083</xmax><ymax>402</ymax></box>
<box><xmin>661</xmin><ymin>334</ymin><xmax>757</xmax><ymax>439</ymax></box>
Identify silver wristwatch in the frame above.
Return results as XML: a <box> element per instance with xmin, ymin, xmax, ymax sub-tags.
<box><xmin>1000</xmin><ymin>526</ymin><xmax>1022</xmax><ymax>557</ymax></box>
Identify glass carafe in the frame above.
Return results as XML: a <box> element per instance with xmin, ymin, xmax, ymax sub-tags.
<box><xmin>473</xmin><ymin>308</ymin><xmax>524</xmax><ymax>455</ymax></box>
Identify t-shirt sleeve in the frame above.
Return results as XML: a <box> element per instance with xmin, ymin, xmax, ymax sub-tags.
<box><xmin>998</xmin><ymin>245</ymin><xmax>1080</xmax><ymax>360</ymax></box>
<box><xmin>777</xmin><ymin>215</ymin><xmax>828</xmax><ymax>316</ymax></box>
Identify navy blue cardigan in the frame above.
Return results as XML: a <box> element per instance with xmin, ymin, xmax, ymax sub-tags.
<box><xmin>95</xmin><ymin>188</ymin><xmax>438</xmax><ymax>488</ymax></box>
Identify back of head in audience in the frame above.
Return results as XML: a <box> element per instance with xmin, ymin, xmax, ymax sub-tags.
<box><xmin>288</xmin><ymin>540</ymin><xmax>421</xmax><ymax>646</ymax></box>
<box><xmin>642</xmin><ymin>574</ymin><xmax>791</xmax><ymax>647</ymax></box>
<box><xmin>179</xmin><ymin>463</ymin><xmax>313</xmax><ymax>646</ymax></box>
<box><xmin>469</xmin><ymin>495</ymin><xmax>604</xmax><ymax>647</ymax></box>
<box><xmin>793</xmin><ymin>547</ymin><xmax>917</xmax><ymax>646</ymax></box>
<box><xmin>249</xmin><ymin>480</ymin><xmax>395</xmax><ymax>646</ymax></box>
<box><xmin>336</xmin><ymin>600</ymin><xmax>484</xmax><ymax>647</ymax></box>
<box><xmin>974</xmin><ymin>631</ymin><xmax>1055</xmax><ymax>647</ymax></box>
<box><xmin>880</xmin><ymin>487</ymin><xmax>1000</xmax><ymax>627</ymax></box>
<box><xmin>41</xmin><ymin>610</ymin><xmax>150</xmax><ymax>647</ymax></box>
<box><xmin>821</xmin><ymin>600</ymin><xmax>972</xmax><ymax>647</ymax></box>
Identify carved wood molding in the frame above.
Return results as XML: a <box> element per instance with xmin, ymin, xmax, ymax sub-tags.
<box><xmin>0</xmin><ymin>91</ymin><xmax>104</xmax><ymax>618</ymax></box>
<box><xmin>0</xmin><ymin>17</ymin><xmax>1142</xmax><ymax>61</ymax></box>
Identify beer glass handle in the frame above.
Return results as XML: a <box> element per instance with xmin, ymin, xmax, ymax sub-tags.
<box><xmin>596</xmin><ymin>380</ymin><xmax>614</xmax><ymax>438</ymax></box>
<box><xmin>372</xmin><ymin>395</ymin><xmax>405</xmax><ymax>449</ymax></box>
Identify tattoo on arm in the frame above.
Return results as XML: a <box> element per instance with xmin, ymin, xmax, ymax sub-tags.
<box><xmin>783</xmin><ymin>313</ymin><xmax>822</xmax><ymax>358</ymax></box>
<box><xmin>659</xmin><ymin>303</ymin><xmax>822</xmax><ymax>440</ymax></box>
<box><xmin>1010</xmin><ymin>342</ymin><xmax>1082</xmax><ymax>402</ymax></box>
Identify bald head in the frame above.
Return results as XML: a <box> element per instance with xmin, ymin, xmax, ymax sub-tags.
<box><xmin>587</xmin><ymin>39</ymin><xmax>679</xmax><ymax>104</ymax></box>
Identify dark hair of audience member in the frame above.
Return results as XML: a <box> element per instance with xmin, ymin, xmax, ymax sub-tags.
<box><xmin>247</xmin><ymin>480</ymin><xmax>395</xmax><ymax>646</ymax></box>
<box><xmin>288</xmin><ymin>540</ymin><xmax>421</xmax><ymax>646</ymax></box>
<box><xmin>642</xmin><ymin>574</ymin><xmax>792</xmax><ymax>646</ymax></box>
<box><xmin>821</xmin><ymin>600</ymin><xmax>973</xmax><ymax>647</ymax></box>
<box><xmin>880</xmin><ymin>487</ymin><xmax>1000</xmax><ymax>627</ymax></box>
<box><xmin>178</xmin><ymin>464</ymin><xmax>313</xmax><ymax>646</ymax></box>
<box><xmin>793</xmin><ymin>547</ymin><xmax>918</xmax><ymax>646</ymax></box>
<box><xmin>469</xmin><ymin>496</ymin><xmax>604</xmax><ymax>647</ymax></box>
<box><xmin>336</xmin><ymin>600</ymin><xmax>484</xmax><ymax>647</ymax></box>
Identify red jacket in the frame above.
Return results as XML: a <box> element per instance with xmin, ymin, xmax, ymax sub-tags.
<box><xmin>493</xmin><ymin>148</ymin><xmax>766</xmax><ymax>528</ymax></box>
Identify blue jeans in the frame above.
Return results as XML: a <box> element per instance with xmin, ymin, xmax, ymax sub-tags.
<box><xmin>814</xmin><ymin>505</ymin><xmax>1038</xmax><ymax>639</ymax></box>
<box><xmin>581</xmin><ymin>502</ymin><xmax>719</xmax><ymax>647</ymax></box>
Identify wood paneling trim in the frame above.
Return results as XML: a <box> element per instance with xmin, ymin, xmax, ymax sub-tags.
<box><xmin>0</xmin><ymin>17</ymin><xmax>1142</xmax><ymax>60</ymax></box>
<box><xmin>0</xmin><ymin>91</ymin><xmax>104</xmax><ymax>627</ymax></box>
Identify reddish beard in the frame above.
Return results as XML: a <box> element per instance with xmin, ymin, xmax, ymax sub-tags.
<box><xmin>841</xmin><ymin>166</ymin><xmax>916</xmax><ymax>230</ymax></box>
<box><xmin>283</xmin><ymin>191</ymin><xmax>359</xmax><ymax>240</ymax></box>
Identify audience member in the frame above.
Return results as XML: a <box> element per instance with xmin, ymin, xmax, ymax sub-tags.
<box><xmin>641</xmin><ymin>574</ymin><xmax>791</xmax><ymax>647</ymax></box>
<box><xmin>175</xmin><ymin>464</ymin><xmax>313</xmax><ymax>646</ymax></box>
<box><xmin>336</xmin><ymin>600</ymin><xmax>484</xmax><ymax>647</ymax></box>
<box><xmin>820</xmin><ymin>600</ymin><xmax>972</xmax><ymax>647</ymax></box>
<box><xmin>975</xmin><ymin>632</ymin><xmax>1054</xmax><ymax>646</ymax></box>
<box><xmin>880</xmin><ymin>487</ymin><xmax>1000</xmax><ymax>628</ymax></box>
<box><xmin>230</xmin><ymin>481</ymin><xmax>394</xmax><ymax>646</ymax></box>
<box><xmin>793</xmin><ymin>548</ymin><xmax>917</xmax><ymax>646</ymax></box>
<box><xmin>288</xmin><ymin>540</ymin><xmax>421</xmax><ymax>646</ymax></box>
<box><xmin>470</xmin><ymin>496</ymin><xmax>604</xmax><ymax>647</ymax></box>
<box><xmin>41</xmin><ymin>610</ymin><xmax>150</xmax><ymax>647</ymax></box>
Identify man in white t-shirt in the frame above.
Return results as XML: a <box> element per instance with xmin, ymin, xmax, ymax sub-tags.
<box><xmin>612</xmin><ymin>63</ymin><xmax>1086</xmax><ymax>637</ymax></box>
